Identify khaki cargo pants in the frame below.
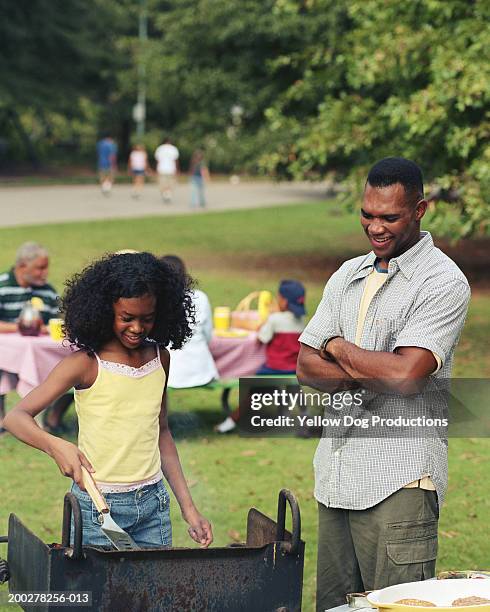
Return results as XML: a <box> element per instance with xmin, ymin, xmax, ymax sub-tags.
<box><xmin>316</xmin><ymin>488</ymin><xmax>439</xmax><ymax>612</ymax></box>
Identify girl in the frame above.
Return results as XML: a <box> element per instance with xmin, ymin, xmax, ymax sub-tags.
<box><xmin>128</xmin><ymin>144</ymin><xmax>149</xmax><ymax>199</ymax></box>
<box><xmin>4</xmin><ymin>252</ymin><xmax>213</xmax><ymax>549</ymax></box>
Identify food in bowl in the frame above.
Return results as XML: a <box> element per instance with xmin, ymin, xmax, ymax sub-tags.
<box><xmin>368</xmin><ymin>578</ymin><xmax>490</xmax><ymax>611</ymax></box>
<box><xmin>452</xmin><ymin>597</ymin><xmax>490</xmax><ymax>607</ymax></box>
<box><xmin>395</xmin><ymin>600</ymin><xmax>436</xmax><ymax>607</ymax></box>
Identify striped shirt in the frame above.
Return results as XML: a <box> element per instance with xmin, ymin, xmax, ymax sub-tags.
<box><xmin>0</xmin><ymin>269</ymin><xmax>59</xmax><ymax>324</ymax></box>
<box><xmin>299</xmin><ymin>232</ymin><xmax>470</xmax><ymax>510</ymax></box>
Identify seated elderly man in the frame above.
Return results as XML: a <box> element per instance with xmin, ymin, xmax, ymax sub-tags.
<box><xmin>0</xmin><ymin>242</ymin><xmax>58</xmax><ymax>332</ymax></box>
<box><xmin>0</xmin><ymin>242</ymin><xmax>69</xmax><ymax>434</ymax></box>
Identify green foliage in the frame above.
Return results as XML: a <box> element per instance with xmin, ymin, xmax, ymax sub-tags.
<box><xmin>2</xmin><ymin>0</ymin><xmax>489</xmax><ymax>237</ymax></box>
<box><xmin>260</xmin><ymin>0</ymin><xmax>490</xmax><ymax>239</ymax></box>
<box><xmin>0</xmin><ymin>0</ymin><xmax>134</xmax><ymax>162</ymax></box>
<box><xmin>140</xmin><ymin>0</ymin><xmax>311</xmax><ymax>170</ymax></box>
<box><xmin>0</xmin><ymin>0</ymin><xmax>113</xmax><ymax>110</ymax></box>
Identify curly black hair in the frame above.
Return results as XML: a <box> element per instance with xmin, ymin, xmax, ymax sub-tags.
<box><xmin>61</xmin><ymin>252</ymin><xmax>195</xmax><ymax>353</ymax></box>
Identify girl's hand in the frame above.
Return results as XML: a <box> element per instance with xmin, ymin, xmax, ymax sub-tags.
<box><xmin>183</xmin><ymin>507</ymin><xmax>213</xmax><ymax>548</ymax></box>
<box><xmin>47</xmin><ymin>437</ymin><xmax>94</xmax><ymax>490</ymax></box>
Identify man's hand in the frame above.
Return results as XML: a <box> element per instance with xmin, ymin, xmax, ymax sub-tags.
<box><xmin>320</xmin><ymin>337</ymin><xmax>342</xmax><ymax>362</ymax></box>
<box><xmin>323</xmin><ymin>337</ymin><xmax>344</xmax><ymax>362</ymax></box>
<box><xmin>0</xmin><ymin>321</ymin><xmax>18</xmax><ymax>333</ymax></box>
<box><xmin>297</xmin><ymin>343</ymin><xmax>356</xmax><ymax>392</ymax></box>
<box><xmin>320</xmin><ymin>338</ymin><xmax>438</xmax><ymax>395</ymax></box>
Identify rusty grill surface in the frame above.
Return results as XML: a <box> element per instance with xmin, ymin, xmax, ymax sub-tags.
<box><xmin>2</xmin><ymin>489</ymin><xmax>305</xmax><ymax>612</ymax></box>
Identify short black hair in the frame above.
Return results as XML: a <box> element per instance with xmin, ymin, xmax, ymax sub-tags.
<box><xmin>62</xmin><ymin>252</ymin><xmax>195</xmax><ymax>353</ymax></box>
<box><xmin>367</xmin><ymin>157</ymin><xmax>424</xmax><ymax>203</ymax></box>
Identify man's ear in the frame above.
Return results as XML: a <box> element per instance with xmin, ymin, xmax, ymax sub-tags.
<box><xmin>415</xmin><ymin>199</ymin><xmax>428</xmax><ymax>221</ymax></box>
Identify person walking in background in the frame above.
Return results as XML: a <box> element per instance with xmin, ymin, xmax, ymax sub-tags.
<box><xmin>189</xmin><ymin>149</ymin><xmax>210</xmax><ymax>208</ymax></box>
<box><xmin>154</xmin><ymin>137</ymin><xmax>179</xmax><ymax>203</ymax></box>
<box><xmin>128</xmin><ymin>144</ymin><xmax>149</xmax><ymax>199</ymax></box>
<box><xmin>96</xmin><ymin>133</ymin><xmax>117</xmax><ymax>195</ymax></box>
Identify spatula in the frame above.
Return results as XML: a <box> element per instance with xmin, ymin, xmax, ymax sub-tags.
<box><xmin>81</xmin><ymin>466</ymin><xmax>140</xmax><ymax>551</ymax></box>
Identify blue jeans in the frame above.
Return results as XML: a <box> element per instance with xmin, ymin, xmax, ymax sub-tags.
<box><xmin>256</xmin><ymin>364</ymin><xmax>296</xmax><ymax>375</ymax></box>
<box><xmin>190</xmin><ymin>176</ymin><xmax>206</xmax><ymax>208</ymax></box>
<box><xmin>70</xmin><ymin>480</ymin><xmax>172</xmax><ymax>548</ymax></box>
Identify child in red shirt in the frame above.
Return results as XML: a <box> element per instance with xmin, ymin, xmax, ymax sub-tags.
<box><xmin>216</xmin><ymin>280</ymin><xmax>306</xmax><ymax>433</ymax></box>
<box><xmin>256</xmin><ymin>280</ymin><xmax>306</xmax><ymax>374</ymax></box>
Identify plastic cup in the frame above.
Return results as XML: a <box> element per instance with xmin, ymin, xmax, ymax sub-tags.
<box><xmin>48</xmin><ymin>318</ymin><xmax>64</xmax><ymax>341</ymax></box>
<box><xmin>213</xmin><ymin>307</ymin><xmax>230</xmax><ymax>331</ymax></box>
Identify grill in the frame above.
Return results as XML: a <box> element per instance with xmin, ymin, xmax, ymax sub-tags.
<box><xmin>0</xmin><ymin>489</ymin><xmax>305</xmax><ymax>611</ymax></box>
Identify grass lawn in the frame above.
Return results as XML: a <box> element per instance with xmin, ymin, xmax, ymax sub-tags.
<box><xmin>0</xmin><ymin>201</ymin><xmax>489</xmax><ymax>611</ymax></box>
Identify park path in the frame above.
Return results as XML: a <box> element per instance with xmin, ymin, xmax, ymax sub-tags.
<box><xmin>0</xmin><ymin>180</ymin><xmax>328</xmax><ymax>228</ymax></box>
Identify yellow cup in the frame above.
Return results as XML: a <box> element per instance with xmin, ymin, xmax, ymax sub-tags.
<box><xmin>48</xmin><ymin>318</ymin><xmax>64</xmax><ymax>341</ymax></box>
<box><xmin>213</xmin><ymin>307</ymin><xmax>230</xmax><ymax>331</ymax></box>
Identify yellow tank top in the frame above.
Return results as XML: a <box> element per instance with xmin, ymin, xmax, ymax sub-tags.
<box><xmin>74</xmin><ymin>348</ymin><xmax>165</xmax><ymax>484</ymax></box>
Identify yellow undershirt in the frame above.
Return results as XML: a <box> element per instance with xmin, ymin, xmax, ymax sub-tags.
<box><xmin>355</xmin><ymin>268</ymin><xmax>439</xmax><ymax>491</ymax></box>
<box><xmin>355</xmin><ymin>269</ymin><xmax>390</xmax><ymax>346</ymax></box>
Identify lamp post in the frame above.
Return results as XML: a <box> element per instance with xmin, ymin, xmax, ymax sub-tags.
<box><xmin>134</xmin><ymin>0</ymin><xmax>147</xmax><ymax>138</ymax></box>
<box><xmin>227</xmin><ymin>104</ymin><xmax>244</xmax><ymax>139</ymax></box>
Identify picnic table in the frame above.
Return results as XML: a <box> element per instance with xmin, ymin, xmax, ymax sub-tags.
<box><xmin>0</xmin><ymin>332</ymin><xmax>266</xmax><ymax>398</ymax></box>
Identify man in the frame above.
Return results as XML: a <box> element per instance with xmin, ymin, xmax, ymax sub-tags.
<box><xmin>96</xmin><ymin>133</ymin><xmax>117</xmax><ymax>195</ymax></box>
<box><xmin>0</xmin><ymin>242</ymin><xmax>59</xmax><ymax>332</ymax></box>
<box><xmin>154</xmin><ymin>136</ymin><xmax>179</xmax><ymax>202</ymax></box>
<box><xmin>296</xmin><ymin>158</ymin><xmax>470</xmax><ymax>611</ymax></box>
<box><xmin>0</xmin><ymin>242</ymin><xmax>69</xmax><ymax>433</ymax></box>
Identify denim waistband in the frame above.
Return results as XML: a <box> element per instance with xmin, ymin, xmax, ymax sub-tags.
<box><xmin>71</xmin><ymin>479</ymin><xmax>166</xmax><ymax>504</ymax></box>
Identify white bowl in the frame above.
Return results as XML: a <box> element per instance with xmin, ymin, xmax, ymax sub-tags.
<box><xmin>367</xmin><ymin>579</ymin><xmax>490</xmax><ymax>612</ymax></box>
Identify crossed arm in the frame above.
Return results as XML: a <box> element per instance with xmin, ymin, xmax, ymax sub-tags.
<box><xmin>296</xmin><ymin>340</ymin><xmax>437</xmax><ymax>395</ymax></box>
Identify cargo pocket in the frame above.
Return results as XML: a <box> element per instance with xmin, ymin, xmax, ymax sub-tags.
<box><xmin>382</xmin><ymin>519</ymin><xmax>438</xmax><ymax>584</ymax></box>
<box><xmin>387</xmin><ymin>535</ymin><xmax>438</xmax><ymax>565</ymax></box>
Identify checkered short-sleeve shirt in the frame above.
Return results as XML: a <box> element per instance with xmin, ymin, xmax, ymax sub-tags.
<box><xmin>300</xmin><ymin>232</ymin><xmax>470</xmax><ymax>509</ymax></box>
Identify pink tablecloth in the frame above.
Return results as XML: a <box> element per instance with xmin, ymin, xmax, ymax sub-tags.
<box><xmin>0</xmin><ymin>332</ymin><xmax>266</xmax><ymax>397</ymax></box>
<box><xmin>209</xmin><ymin>332</ymin><xmax>265</xmax><ymax>379</ymax></box>
<box><xmin>0</xmin><ymin>334</ymin><xmax>72</xmax><ymax>397</ymax></box>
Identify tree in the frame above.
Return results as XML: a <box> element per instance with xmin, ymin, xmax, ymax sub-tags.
<box><xmin>261</xmin><ymin>0</ymin><xmax>490</xmax><ymax>238</ymax></box>
<box><xmin>139</xmin><ymin>0</ymin><xmax>324</xmax><ymax>169</ymax></box>
<box><xmin>0</xmin><ymin>0</ymin><xmax>130</xmax><ymax>163</ymax></box>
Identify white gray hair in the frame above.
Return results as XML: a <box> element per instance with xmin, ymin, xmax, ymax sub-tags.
<box><xmin>15</xmin><ymin>242</ymin><xmax>49</xmax><ymax>265</ymax></box>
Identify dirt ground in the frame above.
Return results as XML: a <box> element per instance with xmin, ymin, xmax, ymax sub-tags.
<box><xmin>190</xmin><ymin>237</ymin><xmax>490</xmax><ymax>288</ymax></box>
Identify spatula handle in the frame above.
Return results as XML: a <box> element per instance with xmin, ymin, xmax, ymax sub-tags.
<box><xmin>81</xmin><ymin>466</ymin><xmax>109</xmax><ymax>514</ymax></box>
